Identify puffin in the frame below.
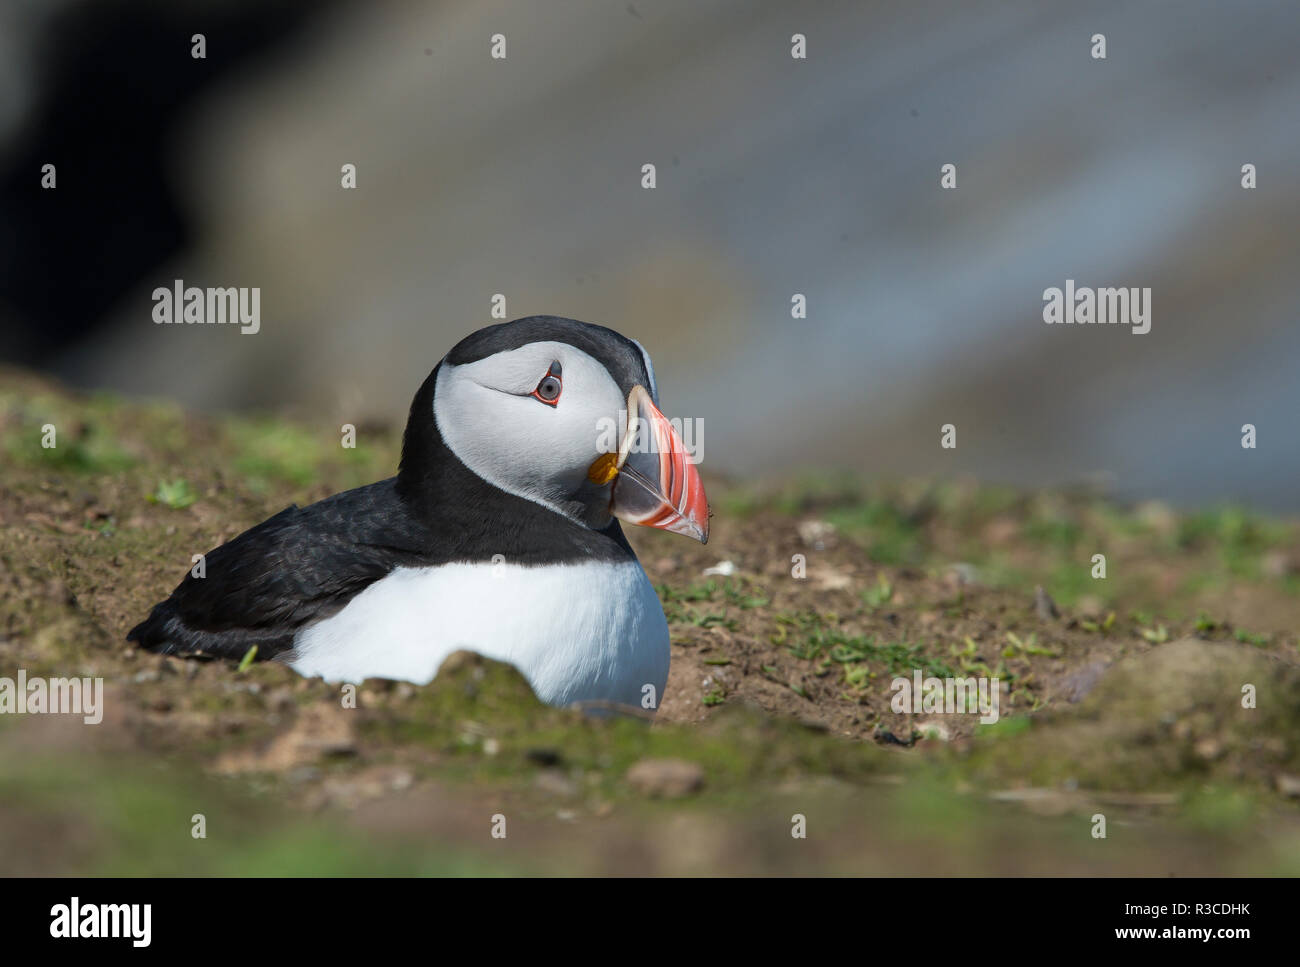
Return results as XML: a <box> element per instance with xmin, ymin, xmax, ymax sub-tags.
<box><xmin>127</xmin><ymin>316</ymin><xmax>708</xmax><ymax>709</ymax></box>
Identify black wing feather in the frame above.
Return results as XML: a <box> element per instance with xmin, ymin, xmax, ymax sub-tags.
<box><xmin>127</xmin><ymin>478</ymin><xmax>429</xmax><ymax>661</ymax></box>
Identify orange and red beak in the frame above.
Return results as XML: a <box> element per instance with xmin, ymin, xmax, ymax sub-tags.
<box><xmin>589</xmin><ymin>385</ymin><xmax>708</xmax><ymax>543</ymax></box>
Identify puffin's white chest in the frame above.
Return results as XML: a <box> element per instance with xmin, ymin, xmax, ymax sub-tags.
<box><xmin>286</xmin><ymin>559</ymin><xmax>669</xmax><ymax>709</ymax></box>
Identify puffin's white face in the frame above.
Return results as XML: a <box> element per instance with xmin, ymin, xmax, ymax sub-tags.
<box><xmin>432</xmin><ymin>336</ymin><xmax>708</xmax><ymax>541</ymax></box>
<box><xmin>434</xmin><ymin>341</ymin><xmax>634</xmax><ymax>528</ymax></box>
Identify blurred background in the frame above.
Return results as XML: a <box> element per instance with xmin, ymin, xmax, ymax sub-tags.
<box><xmin>2</xmin><ymin>0</ymin><xmax>1297</xmax><ymax>509</ymax></box>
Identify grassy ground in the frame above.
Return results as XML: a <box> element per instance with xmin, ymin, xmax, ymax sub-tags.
<box><xmin>3</xmin><ymin>367</ymin><xmax>1299</xmax><ymax>874</ymax></box>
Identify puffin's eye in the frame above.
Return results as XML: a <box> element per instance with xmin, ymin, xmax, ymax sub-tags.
<box><xmin>531</xmin><ymin>363</ymin><xmax>562</xmax><ymax>406</ymax></box>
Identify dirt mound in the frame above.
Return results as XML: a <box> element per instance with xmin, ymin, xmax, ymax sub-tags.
<box><xmin>960</xmin><ymin>639</ymin><xmax>1300</xmax><ymax>794</ymax></box>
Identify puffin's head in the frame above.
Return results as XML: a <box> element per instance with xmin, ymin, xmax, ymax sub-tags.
<box><xmin>413</xmin><ymin>315</ymin><xmax>708</xmax><ymax>542</ymax></box>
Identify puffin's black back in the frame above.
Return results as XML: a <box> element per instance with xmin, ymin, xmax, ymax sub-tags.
<box><xmin>128</xmin><ymin>317</ymin><xmax>640</xmax><ymax>662</ymax></box>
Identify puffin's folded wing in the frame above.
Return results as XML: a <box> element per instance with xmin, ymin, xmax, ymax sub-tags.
<box><xmin>126</xmin><ymin>481</ymin><xmax>428</xmax><ymax>662</ymax></box>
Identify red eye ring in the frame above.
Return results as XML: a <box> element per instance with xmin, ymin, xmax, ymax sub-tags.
<box><xmin>531</xmin><ymin>365</ymin><xmax>562</xmax><ymax>406</ymax></box>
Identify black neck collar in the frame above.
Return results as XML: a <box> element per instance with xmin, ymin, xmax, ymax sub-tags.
<box><xmin>394</xmin><ymin>364</ymin><xmax>635</xmax><ymax>565</ymax></box>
